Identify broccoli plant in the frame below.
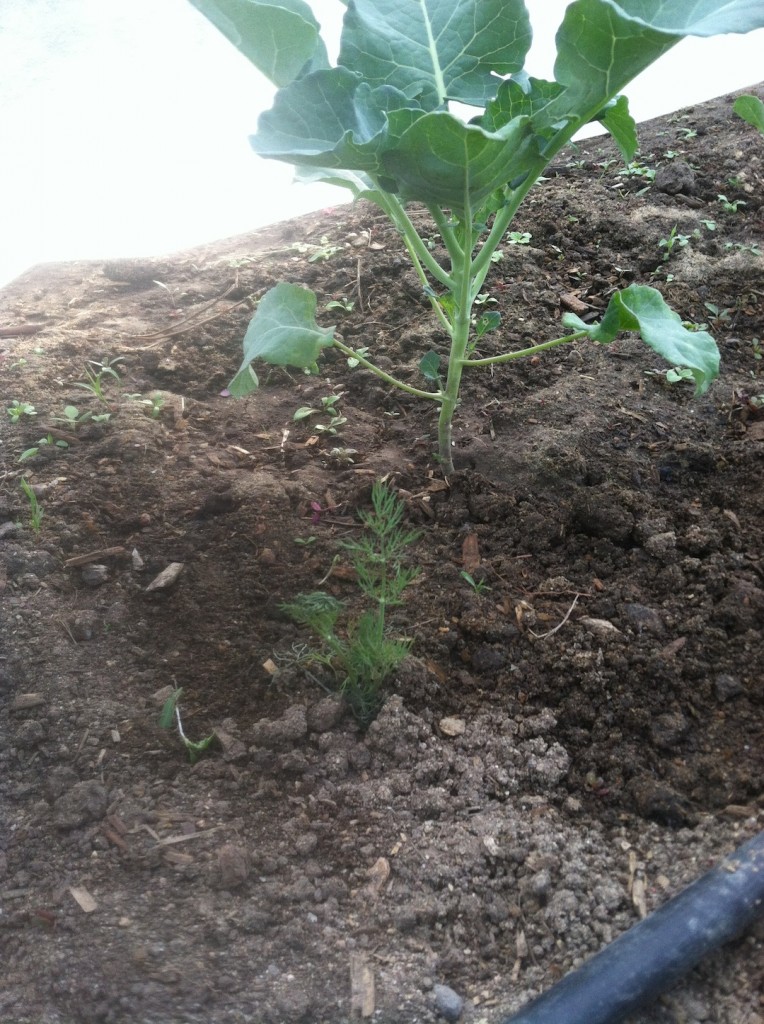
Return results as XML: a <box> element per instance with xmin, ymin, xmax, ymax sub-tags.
<box><xmin>189</xmin><ymin>0</ymin><xmax>764</xmax><ymax>475</ymax></box>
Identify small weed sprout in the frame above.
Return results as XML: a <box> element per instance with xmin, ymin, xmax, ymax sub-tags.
<box><xmin>460</xmin><ymin>570</ymin><xmax>491</xmax><ymax>595</ymax></box>
<box><xmin>294</xmin><ymin>393</ymin><xmax>347</xmax><ymax>435</ymax></box>
<box><xmin>19</xmin><ymin>478</ymin><xmax>44</xmax><ymax>533</ymax></box>
<box><xmin>126</xmin><ymin>393</ymin><xmax>165</xmax><ymax>418</ymax></box>
<box><xmin>666</xmin><ymin>366</ymin><xmax>696</xmax><ymax>385</ymax></box>
<box><xmin>717</xmin><ymin>194</ymin><xmax>746</xmax><ymax>214</ymax></box>
<box><xmin>75</xmin><ymin>356</ymin><xmax>125</xmax><ymax>403</ymax></box>
<box><xmin>159</xmin><ymin>687</ymin><xmax>215</xmax><ymax>764</ymax></box>
<box><xmin>658</xmin><ymin>226</ymin><xmax>691</xmax><ymax>263</ymax></box>
<box><xmin>7</xmin><ymin>400</ymin><xmax>37</xmax><ymax>422</ymax></box>
<box><xmin>18</xmin><ymin>434</ymin><xmax>69</xmax><ymax>463</ymax></box>
<box><xmin>325</xmin><ymin>298</ymin><xmax>355</xmax><ymax>313</ymax></box>
<box><xmin>281</xmin><ymin>481</ymin><xmax>419</xmax><ymax>725</ymax></box>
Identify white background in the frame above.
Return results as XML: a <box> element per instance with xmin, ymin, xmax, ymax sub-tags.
<box><xmin>0</xmin><ymin>0</ymin><xmax>762</xmax><ymax>288</ymax></box>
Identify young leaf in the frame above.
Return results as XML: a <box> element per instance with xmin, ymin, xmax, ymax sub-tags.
<box><xmin>381</xmin><ymin>112</ymin><xmax>540</xmax><ymax>211</ymax></box>
<box><xmin>733</xmin><ymin>95</ymin><xmax>764</xmax><ymax>135</ymax></box>
<box><xmin>543</xmin><ymin>0</ymin><xmax>764</xmax><ymax>137</ymax></box>
<box><xmin>159</xmin><ymin>688</ymin><xmax>182</xmax><ymax>729</ymax></box>
<box><xmin>563</xmin><ymin>285</ymin><xmax>720</xmax><ymax>395</ymax></box>
<box><xmin>187</xmin><ymin>0</ymin><xmax>329</xmax><ymax>87</ymax></box>
<box><xmin>596</xmin><ymin>95</ymin><xmax>638</xmax><ymax>163</ymax></box>
<box><xmin>475</xmin><ymin>311</ymin><xmax>501</xmax><ymax>338</ymax></box>
<box><xmin>419</xmin><ymin>351</ymin><xmax>441</xmax><ymax>381</ymax></box>
<box><xmin>230</xmin><ymin>283</ymin><xmax>335</xmax><ymax>395</ymax></box>
<box><xmin>252</xmin><ymin>69</ymin><xmax>421</xmax><ymax>174</ymax></box>
<box><xmin>338</xmin><ymin>0</ymin><xmax>532</xmax><ymax>108</ymax></box>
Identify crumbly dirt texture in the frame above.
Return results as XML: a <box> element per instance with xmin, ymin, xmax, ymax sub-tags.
<box><xmin>2</xmin><ymin>88</ymin><xmax>763</xmax><ymax>1024</ymax></box>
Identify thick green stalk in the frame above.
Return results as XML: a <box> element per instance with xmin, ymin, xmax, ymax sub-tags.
<box><xmin>437</xmin><ymin>200</ymin><xmax>475</xmax><ymax>475</ymax></box>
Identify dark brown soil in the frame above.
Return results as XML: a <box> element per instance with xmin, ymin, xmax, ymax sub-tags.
<box><xmin>1</xmin><ymin>86</ymin><xmax>763</xmax><ymax>1024</ymax></box>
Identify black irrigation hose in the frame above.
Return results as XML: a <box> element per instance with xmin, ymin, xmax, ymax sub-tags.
<box><xmin>501</xmin><ymin>829</ymin><xmax>764</xmax><ymax>1024</ymax></box>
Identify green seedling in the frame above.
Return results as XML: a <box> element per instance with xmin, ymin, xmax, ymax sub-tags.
<box><xmin>703</xmin><ymin>302</ymin><xmax>733</xmax><ymax>326</ymax></box>
<box><xmin>126</xmin><ymin>392</ymin><xmax>165</xmax><ymax>418</ymax></box>
<box><xmin>159</xmin><ymin>687</ymin><xmax>215</xmax><ymax>764</ymax></box>
<box><xmin>751</xmin><ymin>338</ymin><xmax>762</xmax><ymax>362</ymax></box>
<box><xmin>507</xmin><ymin>231</ymin><xmax>532</xmax><ymax>245</ymax></box>
<box><xmin>190</xmin><ymin>0</ymin><xmax>762</xmax><ymax>476</ymax></box>
<box><xmin>52</xmin><ymin>405</ymin><xmax>111</xmax><ymax>428</ymax></box>
<box><xmin>346</xmin><ymin>346</ymin><xmax>369</xmax><ymax>368</ymax></box>
<box><xmin>291</xmin><ymin>235</ymin><xmax>344</xmax><ymax>262</ymax></box>
<box><xmin>666</xmin><ymin>366</ymin><xmax>696</xmax><ymax>384</ymax></box>
<box><xmin>326</xmin><ymin>446</ymin><xmax>359</xmax><ymax>465</ymax></box>
<box><xmin>658</xmin><ymin>225</ymin><xmax>691</xmax><ymax>263</ymax></box>
<box><xmin>294</xmin><ymin>393</ymin><xmax>347</xmax><ymax>434</ymax></box>
<box><xmin>7</xmin><ymin>400</ymin><xmax>37</xmax><ymax>422</ymax></box>
<box><xmin>19</xmin><ymin>478</ymin><xmax>44</xmax><ymax>533</ymax></box>
<box><xmin>18</xmin><ymin>434</ymin><xmax>69</xmax><ymax>463</ymax></box>
<box><xmin>617</xmin><ymin>160</ymin><xmax>657</xmax><ymax>182</ymax></box>
<box><xmin>460</xmin><ymin>570</ymin><xmax>491</xmax><ymax>595</ymax></box>
<box><xmin>325</xmin><ymin>297</ymin><xmax>355</xmax><ymax>312</ymax></box>
<box><xmin>724</xmin><ymin>241</ymin><xmax>761</xmax><ymax>257</ymax></box>
<box><xmin>733</xmin><ymin>95</ymin><xmax>764</xmax><ymax>136</ymax></box>
<box><xmin>281</xmin><ymin>481</ymin><xmax>419</xmax><ymax>725</ymax></box>
<box><xmin>75</xmin><ymin>356</ymin><xmax>125</xmax><ymax>403</ymax></box>
<box><xmin>717</xmin><ymin>194</ymin><xmax>746</xmax><ymax>214</ymax></box>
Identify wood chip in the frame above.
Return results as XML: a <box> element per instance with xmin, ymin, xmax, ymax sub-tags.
<box><xmin>559</xmin><ymin>291</ymin><xmax>590</xmax><ymax>315</ymax></box>
<box><xmin>64</xmin><ymin>546</ymin><xmax>126</xmax><ymax>568</ymax></box>
<box><xmin>350</xmin><ymin>953</ymin><xmax>375</xmax><ymax>1018</ymax></box>
<box><xmin>461</xmin><ymin>533</ymin><xmax>481</xmax><ymax>572</ymax></box>
<box><xmin>361</xmin><ymin>857</ymin><xmax>390</xmax><ymax>898</ymax></box>
<box><xmin>579</xmin><ymin>616</ymin><xmax>622</xmax><ymax>635</ymax></box>
<box><xmin>145</xmin><ymin>562</ymin><xmax>184</xmax><ymax>592</ymax></box>
<box><xmin>69</xmin><ymin>886</ymin><xmax>98</xmax><ymax>913</ymax></box>
<box><xmin>11</xmin><ymin>693</ymin><xmax>46</xmax><ymax>711</ymax></box>
<box><xmin>632</xmin><ymin>876</ymin><xmax>648</xmax><ymax>919</ymax></box>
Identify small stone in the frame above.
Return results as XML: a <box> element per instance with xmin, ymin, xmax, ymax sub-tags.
<box><xmin>649</xmin><ymin>711</ymin><xmax>689</xmax><ymax>750</ymax></box>
<box><xmin>213</xmin><ymin>726</ymin><xmax>248</xmax><ymax>762</ymax></box>
<box><xmin>655</xmin><ymin>160</ymin><xmax>696</xmax><ymax>196</ymax></box>
<box><xmin>53</xmin><ymin>780</ymin><xmax>109</xmax><ymax>830</ymax></box>
<box><xmin>644</xmin><ymin>531</ymin><xmax>677</xmax><ymax>558</ymax></box>
<box><xmin>68</xmin><ymin>610</ymin><xmax>99</xmax><ymax>641</ymax></box>
<box><xmin>306</xmin><ymin>696</ymin><xmax>345</xmax><ymax>733</ymax></box>
<box><xmin>714</xmin><ymin>674</ymin><xmax>744</xmax><ymax>702</ymax></box>
<box><xmin>145</xmin><ymin>562</ymin><xmax>184</xmax><ymax>592</ymax></box>
<box><xmin>433</xmin><ymin>983</ymin><xmax>465</xmax><ymax>1022</ymax></box>
<box><xmin>250</xmin><ymin>705</ymin><xmax>308</xmax><ymax>749</ymax></box>
<box><xmin>623</xmin><ymin>603</ymin><xmax>665</xmax><ymax>634</ymax></box>
<box><xmin>14</xmin><ymin>719</ymin><xmax>46</xmax><ymax>749</ymax></box>
<box><xmin>215</xmin><ymin>843</ymin><xmax>251</xmax><ymax>889</ymax></box>
<box><xmin>439</xmin><ymin>716</ymin><xmax>466</xmax><ymax>737</ymax></box>
<box><xmin>81</xmin><ymin>564</ymin><xmax>109</xmax><ymax>587</ymax></box>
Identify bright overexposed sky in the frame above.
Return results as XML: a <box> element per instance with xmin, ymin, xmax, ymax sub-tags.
<box><xmin>0</xmin><ymin>0</ymin><xmax>762</xmax><ymax>288</ymax></box>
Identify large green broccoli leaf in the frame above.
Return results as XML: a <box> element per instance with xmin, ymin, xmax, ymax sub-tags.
<box><xmin>187</xmin><ymin>0</ymin><xmax>328</xmax><ymax>86</ymax></box>
<box><xmin>338</xmin><ymin>0</ymin><xmax>532</xmax><ymax>109</ymax></box>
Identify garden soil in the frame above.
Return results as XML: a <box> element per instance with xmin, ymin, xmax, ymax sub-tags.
<box><xmin>1</xmin><ymin>87</ymin><xmax>763</xmax><ymax>1024</ymax></box>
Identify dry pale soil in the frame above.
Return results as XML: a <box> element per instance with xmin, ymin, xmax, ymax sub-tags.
<box><xmin>1</xmin><ymin>87</ymin><xmax>763</xmax><ymax>1024</ymax></box>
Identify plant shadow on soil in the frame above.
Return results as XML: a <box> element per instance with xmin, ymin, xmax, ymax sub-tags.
<box><xmin>1</xmin><ymin>88</ymin><xmax>763</xmax><ymax>1024</ymax></box>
